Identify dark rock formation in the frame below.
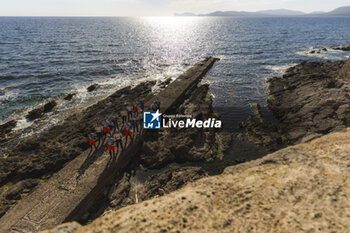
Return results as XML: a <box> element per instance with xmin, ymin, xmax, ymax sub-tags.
<box><xmin>0</xmin><ymin>81</ymin><xmax>156</xmax><ymax>218</ymax></box>
<box><xmin>267</xmin><ymin>60</ymin><xmax>350</xmax><ymax>145</ymax></box>
<box><xmin>43</xmin><ymin>100</ymin><xmax>57</xmax><ymax>113</ymax></box>
<box><xmin>26</xmin><ymin>108</ymin><xmax>44</xmax><ymax>121</ymax></box>
<box><xmin>332</xmin><ymin>45</ymin><xmax>350</xmax><ymax>51</ymax></box>
<box><xmin>141</xmin><ymin>84</ymin><xmax>224</xmax><ymax>168</ymax></box>
<box><xmin>240</xmin><ymin>59</ymin><xmax>350</xmax><ymax>150</ymax></box>
<box><xmin>87</xmin><ymin>84</ymin><xmax>98</xmax><ymax>92</ymax></box>
<box><xmin>0</xmin><ymin>120</ymin><xmax>16</xmax><ymax>143</ymax></box>
<box><xmin>244</xmin><ymin>116</ymin><xmax>282</xmax><ymax>151</ymax></box>
<box><xmin>26</xmin><ymin>100</ymin><xmax>57</xmax><ymax>121</ymax></box>
<box><xmin>307</xmin><ymin>45</ymin><xmax>350</xmax><ymax>54</ymax></box>
<box><xmin>63</xmin><ymin>93</ymin><xmax>76</xmax><ymax>101</ymax></box>
<box><xmin>108</xmin><ymin>167</ymin><xmax>208</xmax><ymax>210</ymax></box>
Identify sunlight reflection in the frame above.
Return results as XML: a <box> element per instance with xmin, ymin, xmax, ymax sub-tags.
<box><xmin>144</xmin><ymin>16</ymin><xmax>197</xmax><ymax>27</ymax></box>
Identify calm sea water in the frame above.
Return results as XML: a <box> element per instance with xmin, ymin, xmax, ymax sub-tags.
<box><xmin>1</xmin><ymin>16</ymin><xmax>350</xmax><ymax>135</ymax></box>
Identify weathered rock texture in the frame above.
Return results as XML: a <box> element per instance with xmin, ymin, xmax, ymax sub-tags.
<box><xmin>43</xmin><ymin>128</ymin><xmax>350</xmax><ymax>233</ymax></box>
<box><xmin>108</xmin><ymin>167</ymin><xmax>207</xmax><ymax>210</ymax></box>
<box><xmin>0</xmin><ymin>120</ymin><xmax>16</xmax><ymax>144</ymax></box>
<box><xmin>141</xmin><ymin>84</ymin><xmax>225</xmax><ymax>168</ymax></box>
<box><xmin>337</xmin><ymin>57</ymin><xmax>350</xmax><ymax>81</ymax></box>
<box><xmin>267</xmin><ymin>60</ymin><xmax>350</xmax><ymax>145</ymax></box>
<box><xmin>0</xmin><ymin>57</ymin><xmax>222</xmax><ymax>231</ymax></box>
<box><xmin>0</xmin><ymin>82</ymin><xmax>155</xmax><ymax>218</ymax></box>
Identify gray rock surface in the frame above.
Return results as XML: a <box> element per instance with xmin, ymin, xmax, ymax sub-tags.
<box><xmin>267</xmin><ymin>60</ymin><xmax>350</xmax><ymax>145</ymax></box>
<box><xmin>141</xmin><ymin>84</ymin><xmax>224</xmax><ymax>168</ymax></box>
<box><xmin>0</xmin><ymin>120</ymin><xmax>16</xmax><ymax>143</ymax></box>
<box><xmin>0</xmin><ymin>82</ymin><xmax>155</xmax><ymax>218</ymax></box>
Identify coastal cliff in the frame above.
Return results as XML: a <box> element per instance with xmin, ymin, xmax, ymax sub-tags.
<box><xmin>242</xmin><ymin>58</ymin><xmax>350</xmax><ymax>151</ymax></box>
<box><xmin>41</xmin><ymin>58</ymin><xmax>350</xmax><ymax>233</ymax></box>
<box><xmin>44</xmin><ymin>127</ymin><xmax>350</xmax><ymax>233</ymax></box>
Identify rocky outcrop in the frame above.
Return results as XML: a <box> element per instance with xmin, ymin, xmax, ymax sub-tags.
<box><xmin>307</xmin><ymin>45</ymin><xmax>350</xmax><ymax>54</ymax></box>
<box><xmin>108</xmin><ymin>167</ymin><xmax>207</xmax><ymax>210</ymax></box>
<box><xmin>243</xmin><ymin>115</ymin><xmax>282</xmax><ymax>151</ymax></box>
<box><xmin>0</xmin><ymin>81</ymin><xmax>155</xmax><ymax>218</ymax></box>
<box><xmin>44</xmin><ymin>128</ymin><xmax>350</xmax><ymax>233</ymax></box>
<box><xmin>43</xmin><ymin>100</ymin><xmax>57</xmax><ymax>113</ymax></box>
<box><xmin>87</xmin><ymin>84</ymin><xmax>98</xmax><ymax>92</ymax></box>
<box><xmin>79</xmin><ymin>80</ymin><xmax>229</xmax><ymax>223</ymax></box>
<box><xmin>141</xmin><ymin>84</ymin><xmax>229</xmax><ymax>168</ymax></box>
<box><xmin>63</xmin><ymin>93</ymin><xmax>76</xmax><ymax>101</ymax></box>
<box><xmin>337</xmin><ymin>57</ymin><xmax>350</xmax><ymax>81</ymax></box>
<box><xmin>0</xmin><ymin>120</ymin><xmax>16</xmax><ymax>143</ymax></box>
<box><xmin>267</xmin><ymin>60</ymin><xmax>350</xmax><ymax>145</ymax></box>
<box><xmin>332</xmin><ymin>45</ymin><xmax>350</xmax><ymax>51</ymax></box>
<box><xmin>26</xmin><ymin>108</ymin><xmax>45</xmax><ymax>121</ymax></box>
<box><xmin>26</xmin><ymin>100</ymin><xmax>58</xmax><ymax>121</ymax></box>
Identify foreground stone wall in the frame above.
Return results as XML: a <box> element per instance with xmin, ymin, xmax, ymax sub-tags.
<box><xmin>44</xmin><ymin>128</ymin><xmax>350</xmax><ymax>233</ymax></box>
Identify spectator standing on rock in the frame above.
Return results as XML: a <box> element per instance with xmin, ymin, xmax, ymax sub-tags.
<box><xmin>102</xmin><ymin>119</ymin><xmax>111</xmax><ymax>135</ymax></box>
<box><xmin>138</xmin><ymin>109</ymin><xmax>143</xmax><ymax>132</ymax></box>
<box><xmin>151</xmin><ymin>102</ymin><xmax>158</xmax><ymax>111</ymax></box>
<box><xmin>124</xmin><ymin>121</ymin><xmax>133</xmax><ymax>143</ymax></box>
<box><xmin>126</xmin><ymin>103</ymin><xmax>133</xmax><ymax>120</ymax></box>
<box><xmin>120</xmin><ymin>109</ymin><xmax>128</xmax><ymax>124</ymax></box>
<box><xmin>155</xmin><ymin>98</ymin><xmax>161</xmax><ymax>110</ymax></box>
<box><xmin>112</xmin><ymin>114</ymin><xmax>119</xmax><ymax>131</ymax></box>
<box><xmin>133</xmin><ymin>101</ymin><xmax>139</xmax><ymax>117</ymax></box>
<box><xmin>139</xmin><ymin>98</ymin><xmax>145</xmax><ymax>111</ymax></box>
<box><xmin>114</xmin><ymin>129</ymin><xmax>123</xmax><ymax>153</ymax></box>
<box><xmin>95</xmin><ymin>125</ymin><xmax>104</xmax><ymax>146</ymax></box>
<box><xmin>106</xmin><ymin>135</ymin><xmax>116</xmax><ymax>157</ymax></box>
<box><xmin>88</xmin><ymin>132</ymin><xmax>97</xmax><ymax>150</ymax></box>
<box><xmin>132</xmin><ymin>113</ymin><xmax>139</xmax><ymax>133</ymax></box>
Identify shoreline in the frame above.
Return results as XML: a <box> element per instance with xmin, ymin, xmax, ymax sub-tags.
<box><xmin>1</xmin><ymin>55</ymin><xmax>350</xmax><ymax>231</ymax></box>
<box><xmin>240</xmin><ymin>58</ymin><xmax>350</xmax><ymax>153</ymax></box>
<box><xmin>40</xmin><ymin>57</ymin><xmax>350</xmax><ymax>233</ymax></box>
<box><xmin>0</xmin><ymin>57</ymin><xmax>232</xmax><ymax>232</ymax></box>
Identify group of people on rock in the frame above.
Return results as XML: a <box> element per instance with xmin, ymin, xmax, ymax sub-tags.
<box><xmin>87</xmin><ymin>98</ymin><xmax>146</xmax><ymax>157</ymax></box>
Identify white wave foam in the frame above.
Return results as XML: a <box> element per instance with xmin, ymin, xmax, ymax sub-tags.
<box><xmin>13</xmin><ymin>118</ymin><xmax>33</xmax><ymax>131</ymax></box>
<box><xmin>0</xmin><ymin>88</ymin><xmax>19</xmax><ymax>103</ymax></box>
<box><xmin>264</xmin><ymin>63</ymin><xmax>298</xmax><ymax>75</ymax></box>
<box><xmin>296</xmin><ymin>47</ymin><xmax>350</xmax><ymax>61</ymax></box>
<box><xmin>2</xmin><ymin>64</ymin><xmax>188</xmax><ymax>141</ymax></box>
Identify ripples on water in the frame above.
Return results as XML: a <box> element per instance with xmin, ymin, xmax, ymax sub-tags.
<box><xmin>0</xmin><ymin>16</ymin><xmax>350</xmax><ymax>135</ymax></box>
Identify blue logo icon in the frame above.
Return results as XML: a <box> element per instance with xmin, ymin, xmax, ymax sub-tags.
<box><xmin>143</xmin><ymin>110</ymin><xmax>162</xmax><ymax>129</ymax></box>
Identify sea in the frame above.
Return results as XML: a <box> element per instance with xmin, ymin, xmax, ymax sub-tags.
<box><xmin>1</xmin><ymin>16</ymin><xmax>350</xmax><ymax>137</ymax></box>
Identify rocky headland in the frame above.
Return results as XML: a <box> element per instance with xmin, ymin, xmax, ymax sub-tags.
<box><xmin>0</xmin><ymin>57</ymin><xmax>233</xmax><ymax>232</ymax></box>
<box><xmin>2</xmin><ymin>54</ymin><xmax>350</xmax><ymax>232</ymax></box>
<box><xmin>0</xmin><ymin>81</ymin><xmax>156</xmax><ymax>218</ymax></box>
<box><xmin>41</xmin><ymin>57</ymin><xmax>350</xmax><ymax>233</ymax></box>
<box><xmin>241</xmin><ymin>58</ymin><xmax>350</xmax><ymax>151</ymax></box>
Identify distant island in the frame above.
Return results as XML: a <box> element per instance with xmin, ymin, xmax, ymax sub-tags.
<box><xmin>175</xmin><ymin>6</ymin><xmax>350</xmax><ymax>17</ymax></box>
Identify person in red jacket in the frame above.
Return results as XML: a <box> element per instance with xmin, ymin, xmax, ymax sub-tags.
<box><xmin>102</xmin><ymin>119</ymin><xmax>111</xmax><ymax>134</ymax></box>
<box><xmin>88</xmin><ymin>132</ymin><xmax>97</xmax><ymax>150</ymax></box>
<box><xmin>106</xmin><ymin>135</ymin><xmax>116</xmax><ymax>157</ymax></box>
<box><xmin>124</xmin><ymin>122</ymin><xmax>133</xmax><ymax>143</ymax></box>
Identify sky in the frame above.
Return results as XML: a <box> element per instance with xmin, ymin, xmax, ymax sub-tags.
<box><xmin>0</xmin><ymin>0</ymin><xmax>349</xmax><ymax>16</ymax></box>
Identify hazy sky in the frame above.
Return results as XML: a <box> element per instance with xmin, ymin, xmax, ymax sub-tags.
<box><xmin>0</xmin><ymin>0</ymin><xmax>349</xmax><ymax>16</ymax></box>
